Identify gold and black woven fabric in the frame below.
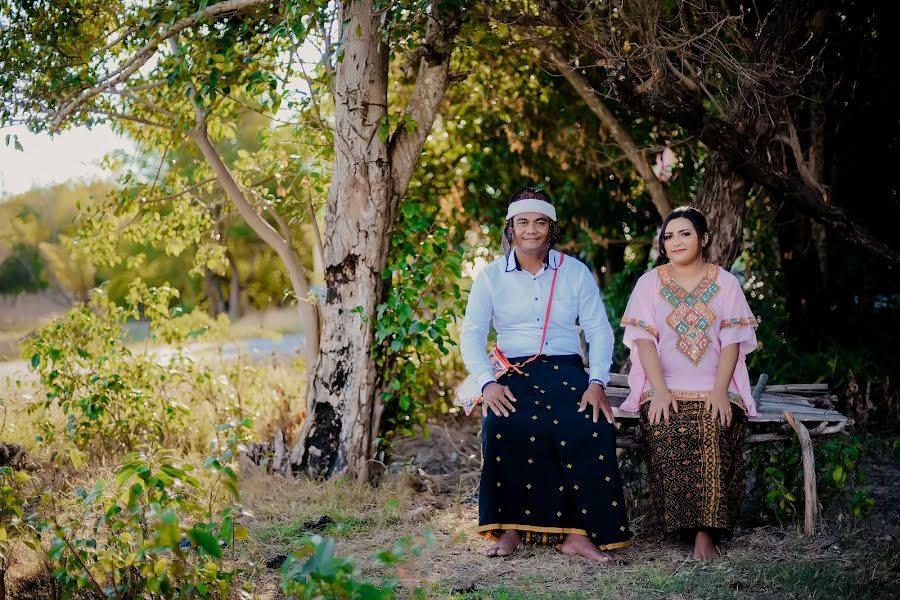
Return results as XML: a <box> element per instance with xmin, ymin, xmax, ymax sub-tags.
<box><xmin>639</xmin><ymin>394</ymin><xmax>747</xmax><ymax>537</ymax></box>
<box><xmin>477</xmin><ymin>354</ymin><xmax>632</xmax><ymax>550</ymax></box>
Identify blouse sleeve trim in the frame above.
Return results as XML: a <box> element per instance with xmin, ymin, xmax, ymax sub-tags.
<box><xmin>721</xmin><ymin>316</ymin><xmax>759</xmax><ymax>329</ymax></box>
<box><xmin>621</xmin><ymin>317</ymin><xmax>659</xmax><ymax>338</ymax></box>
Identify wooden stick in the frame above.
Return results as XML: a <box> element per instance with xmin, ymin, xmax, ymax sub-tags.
<box><xmin>784</xmin><ymin>411</ymin><xmax>819</xmax><ymax>536</ymax></box>
<box><xmin>752</xmin><ymin>373</ymin><xmax>769</xmax><ymax>402</ymax></box>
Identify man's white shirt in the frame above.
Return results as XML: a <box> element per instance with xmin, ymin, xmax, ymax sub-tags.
<box><xmin>459</xmin><ymin>248</ymin><xmax>614</xmax><ymax>391</ymax></box>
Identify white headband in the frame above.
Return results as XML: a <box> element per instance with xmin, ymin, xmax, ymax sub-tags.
<box><xmin>505</xmin><ymin>199</ymin><xmax>557</xmax><ymax>222</ymax></box>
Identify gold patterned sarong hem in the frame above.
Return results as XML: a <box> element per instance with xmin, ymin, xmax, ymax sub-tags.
<box><xmin>478</xmin><ymin>524</ymin><xmax>632</xmax><ymax>550</ymax></box>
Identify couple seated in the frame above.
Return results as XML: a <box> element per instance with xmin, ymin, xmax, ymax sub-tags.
<box><xmin>459</xmin><ymin>189</ymin><xmax>758</xmax><ymax>562</ymax></box>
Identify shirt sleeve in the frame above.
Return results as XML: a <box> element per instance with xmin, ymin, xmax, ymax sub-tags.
<box><xmin>576</xmin><ymin>263</ymin><xmax>614</xmax><ymax>386</ymax></box>
<box><xmin>620</xmin><ymin>272</ymin><xmax>660</xmax><ymax>349</ymax></box>
<box><xmin>459</xmin><ymin>268</ymin><xmax>497</xmax><ymax>390</ymax></box>
<box><xmin>718</xmin><ymin>274</ymin><xmax>758</xmax><ymax>355</ymax></box>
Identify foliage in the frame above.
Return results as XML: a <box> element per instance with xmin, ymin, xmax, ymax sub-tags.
<box><xmin>748</xmin><ymin>433</ymin><xmax>874</xmax><ymax>523</ymax></box>
<box><xmin>25</xmin><ymin>279</ymin><xmax>226</xmax><ymax>456</ymax></box>
<box><xmin>0</xmin><ymin>243</ymin><xmax>46</xmax><ymax>294</ymax></box>
<box><xmin>43</xmin><ymin>419</ymin><xmax>250</xmax><ymax>599</ymax></box>
<box><xmin>0</xmin><ymin>465</ymin><xmax>39</xmax><ymax>598</ymax></box>
<box><xmin>369</xmin><ymin>198</ymin><xmax>467</xmax><ymax>445</ymax></box>
<box><xmin>280</xmin><ymin>531</ymin><xmax>434</xmax><ymax>600</ymax></box>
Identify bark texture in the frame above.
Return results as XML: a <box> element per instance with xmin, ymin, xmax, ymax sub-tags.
<box><xmin>290</xmin><ymin>1</ymin><xmax>462</xmax><ymax>478</ymax></box>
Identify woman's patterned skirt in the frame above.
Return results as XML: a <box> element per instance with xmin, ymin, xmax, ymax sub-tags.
<box><xmin>639</xmin><ymin>391</ymin><xmax>747</xmax><ymax>538</ymax></box>
<box><xmin>477</xmin><ymin>354</ymin><xmax>632</xmax><ymax>550</ymax></box>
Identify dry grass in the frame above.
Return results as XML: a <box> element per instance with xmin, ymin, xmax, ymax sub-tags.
<box><xmin>3</xmin><ymin>351</ymin><xmax>898</xmax><ymax>599</ymax></box>
<box><xmin>226</xmin><ymin>425</ymin><xmax>900</xmax><ymax>599</ymax></box>
<box><xmin>4</xmin><ymin>435</ymin><xmax>899</xmax><ymax>599</ymax></box>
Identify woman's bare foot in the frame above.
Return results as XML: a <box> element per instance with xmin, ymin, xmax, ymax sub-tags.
<box><xmin>559</xmin><ymin>533</ymin><xmax>613</xmax><ymax>563</ymax></box>
<box><xmin>693</xmin><ymin>529</ymin><xmax>720</xmax><ymax>561</ymax></box>
<box><xmin>486</xmin><ymin>530</ymin><xmax>523</xmax><ymax>557</ymax></box>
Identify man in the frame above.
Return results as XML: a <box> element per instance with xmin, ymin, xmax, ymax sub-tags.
<box><xmin>460</xmin><ymin>187</ymin><xmax>632</xmax><ymax>562</ymax></box>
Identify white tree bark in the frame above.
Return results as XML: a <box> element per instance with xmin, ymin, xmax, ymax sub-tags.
<box><xmin>290</xmin><ymin>1</ymin><xmax>462</xmax><ymax>478</ymax></box>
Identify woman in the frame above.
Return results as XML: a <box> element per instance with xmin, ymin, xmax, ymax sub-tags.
<box><xmin>460</xmin><ymin>187</ymin><xmax>632</xmax><ymax>562</ymax></box>
<box><xmin>620</xmin><ymin>206</ymin><xmax>758</xmax><ymax>560</ymax></box>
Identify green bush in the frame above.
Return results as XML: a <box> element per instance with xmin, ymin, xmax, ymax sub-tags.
<box><xmin>0</xmin><ymin>465</ymin><xmax>39</xmax><ymax>600</ymax></box>
<box><xmin>748</xmin><ymin>433</ymin><xmax>874</xmax><ymax>523</ymax></box>
<box><xmin>280</xmin><ymin>531</ymin><xmax>433</xmax><ymax>599</ymax></box>
<box><xmin>366</xmin><ymin>198</ymin><xmax>467</xmax><ymax>447</ymax></box>
<box><xmin>43</xmin><ymin>419</ymin><xmax>250</xmax><ymax>599</ymax></box>
<box><xmin>25</xmin><ymin>279</ymin><xmax>225</xmax><ymax>456</ymax></box>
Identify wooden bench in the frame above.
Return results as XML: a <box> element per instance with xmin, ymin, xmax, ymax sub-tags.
<box><xmin>605</xmin><ymin>373</ymin><xmax>851</xmax><ymax>536</ymax></box>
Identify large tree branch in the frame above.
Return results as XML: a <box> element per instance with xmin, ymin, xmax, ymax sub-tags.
<box><xmin>547</xmin><ymin>0</ymin><xmax>898</xmax><ymax>264</ymax></box>
<box><xmin>51</xmin><ymin>0</ymin><xmax>273</xmax><ymax>129</ymax></box>
<box><xmin>189</xmin><ymin>124</ymin><xmax>321</xmax><ymax>357</ymax></box>
<box><xmin>387</xmin><ymin>6</ymin><xmax>464</xmax><ymax>203</ymax></box>
<box><xmin>605</xmin><ymin>62</ymin><xmax>899</xmax><ymax>264</ymax></box>
<box><xmin>530</xmin><ymin>32</ymin><xmax>672</xmax><ymax>218</ymax></box>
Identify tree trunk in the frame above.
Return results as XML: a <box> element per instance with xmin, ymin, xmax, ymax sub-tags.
<box><xmin>291</xmin><ymin>0</ymin><xmax>391</xmax><ymax>479</ymax></box>
<box><xmin>289</xmin><ymin>0</ymin><xmax>463</xmax><ymax>478</ymax></box>
<box><xmin>694</xmin><ymin>153</ymin><xmax>749</xmax><ymax>267</ymax></box>
<box><xmin>204</xmin><ymin>267</ymin><xmax>226</xmax><ymax>317</ymax></box>
<box><xmin>226</xmin><ymin>250</ymin><xmax>242</xmax><ymax>321</ymax></box>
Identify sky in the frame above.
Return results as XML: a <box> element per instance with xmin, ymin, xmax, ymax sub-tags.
<box><xmin>0</xmin><ymin>124</ymin><xmax>136</xmax><ymax>199</ymax></box>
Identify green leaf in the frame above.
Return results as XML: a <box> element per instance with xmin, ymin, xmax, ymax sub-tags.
<box><xmin>31</xmin><ymin>353</ymin><xmax>40</xmax><ymax>368</ymax></box>
<box><xmin>187</xmin><ymin>527</ymin><xmax>223</xmax><ymax>559</ymax></box>
<box><xmin>220</xmin><ymin>515</ymin><xmax>234</xmax><ymax>543</ymax></box>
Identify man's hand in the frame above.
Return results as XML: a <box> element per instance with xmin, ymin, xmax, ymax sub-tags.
<box><xmin>578</xmin><ymin>382</ymin><xmax>614</xmax><ymax>424</ymax></box>
<box><xmin>482</xmin><ymin>382</ymin><xmax>517</xmax><ymax>417</ymax></box>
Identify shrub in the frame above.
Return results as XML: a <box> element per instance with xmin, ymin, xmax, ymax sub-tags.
<box><xmin>42</xmin><ymin>419</ymin><xmax>250</xmax><ymax>599</ymax></box>
<box><xmin>280</xmin><ymin>531</ymin><xmax>433</xmax><ymax>599</ymax></box>
<box><xmin>747</xmin><ymin>433</ymin><xmax>874</xmax><ymax>523</ymax></box>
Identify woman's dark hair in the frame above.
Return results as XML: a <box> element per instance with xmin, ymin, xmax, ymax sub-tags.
<box><xmin>657</xmin><ymin>206</ymin><xmax>713</xmax><ymax>262</ymax></box>
<box><xmin>501</xmin><ymin>187</ymin><xmax>562</xmax><ymax>256</ymax></box>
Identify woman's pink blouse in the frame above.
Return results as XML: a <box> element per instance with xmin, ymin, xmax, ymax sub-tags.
<box><xmin>619</xmin><ymin>265</ymin><xmax>759</xmax><ymax>415</ymax></box>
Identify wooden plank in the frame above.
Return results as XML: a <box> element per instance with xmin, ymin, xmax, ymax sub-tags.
<box><xmin>608</xmin><ymin>373</ymin><xmax>629</xmax><ymax>387</ymax></box>
<box><xmin>764</xmin><ymin>383</ymin><xmax>829</xmax><ymax>393</ymax></box>
<box><xmin>757</xmin><ymin>393</ymin><xmax>815</xmax><ymax>406</ymax></box>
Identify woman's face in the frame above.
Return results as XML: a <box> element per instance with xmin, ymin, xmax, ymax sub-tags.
<box><xmin>662</xmin><ymin>217</ymin><xmax>707</xmax><ymax>265</ymax></box>
<box><xmin>512</xmin><ymin>212</ymin><xmax>551</xmax><ymax>254</ymax></box>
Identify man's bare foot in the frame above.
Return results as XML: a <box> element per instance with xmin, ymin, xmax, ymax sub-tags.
<box><xmin>559</xmin><ymin>533</ymin><xmax>613</xmax><ymax>563</ymax></box>
<box><xmin>693</xmin><ymin>529</ymin><xmax>720</xmax><ymax>561</ymax></box>
<box><xmin>486</xmin><ymin>530</ymin><xmax>523</xmax><ymax>557</ymax></box>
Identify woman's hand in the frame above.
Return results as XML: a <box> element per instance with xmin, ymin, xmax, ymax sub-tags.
<box><xmin>648</xmin><ymin>388</ymin><xmax>678</xmax><ymax>425</ymax></box>
<box><xmin>481</xmin><ymin>383</ymin><xmax>517</xmax><ymax>417</ymax></box>
<box><xmin>578</xmin><ymin>382</ymin><xmax>614</xmax><ymax>424</ymax></box>
<box><xmin>706</xmin><ymin>389</ymin><xmax>733</xmax><ymax>426</ymax></box>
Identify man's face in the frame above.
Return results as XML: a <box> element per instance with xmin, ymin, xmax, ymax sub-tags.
<box><xmin>512</xmin><ymin>212</ymin><xmax>551</xmax><ymax>253</ymax></box>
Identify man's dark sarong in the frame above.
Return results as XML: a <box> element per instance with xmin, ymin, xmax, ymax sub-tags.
<box><xmin>477</xmin><ymin>354</ymin><xmax>632</xmax><ymax>550</ymax></box>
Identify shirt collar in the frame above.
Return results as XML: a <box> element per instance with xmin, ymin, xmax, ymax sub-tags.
<box><xmin>504</xmin><ymin>248</ymin><xmax>561</xmax><ymax>273</ymax></box>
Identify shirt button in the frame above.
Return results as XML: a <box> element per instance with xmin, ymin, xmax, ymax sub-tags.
<box><xmin>534</xmin><ymin>297</ymin><xmax>538</xmax><ymax>301</ymax></box>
